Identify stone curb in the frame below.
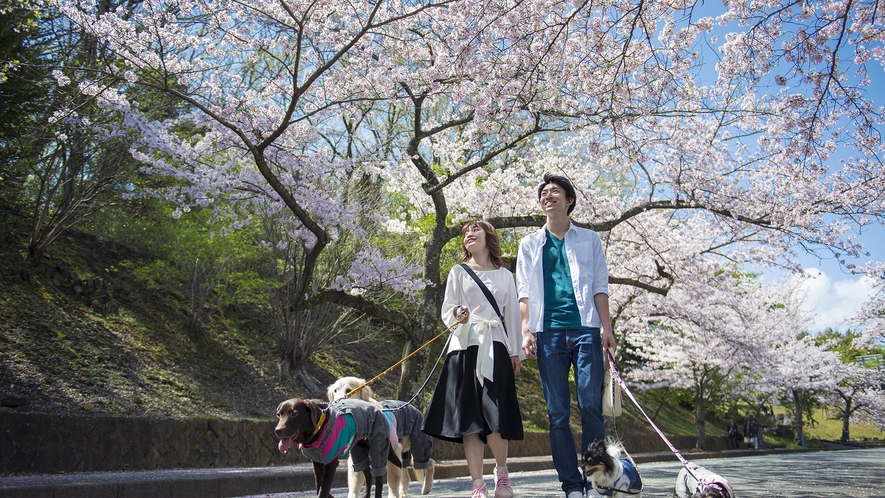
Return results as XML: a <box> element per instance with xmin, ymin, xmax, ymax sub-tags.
<box><xmin>0</xmin><ymin>447</ymin><xmax>824</xmax><ymax>498</ymax></box>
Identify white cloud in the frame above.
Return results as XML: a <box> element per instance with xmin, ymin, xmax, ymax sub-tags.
<box><xmin>793</xmin><ymin>268</ymin><xmax>877</xmax><ymax>332</ymax></box>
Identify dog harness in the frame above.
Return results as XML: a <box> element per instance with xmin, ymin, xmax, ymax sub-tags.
<box><xmin>300</xmin><ymin>413</ymin><xmax>357</xmax><ymax>464</ymax></box>
<box><xmin>595</xmin><ymin>457</ymin><xmax>643</xmax><ymax>496</ymax></box>
<box><xmin>300</xmin><ymin>402</ymin><xmax>399</xmax><ymax>467</ymax></box>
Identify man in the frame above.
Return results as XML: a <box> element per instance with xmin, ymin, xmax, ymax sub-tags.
<box><xmin>516</xmin><ymin>172</ymin><xmax>616</xmax><ymax>498</ymax></box>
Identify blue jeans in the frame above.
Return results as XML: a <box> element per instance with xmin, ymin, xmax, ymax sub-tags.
<box><xmin>537</xmin><ymin>328</ymin><xmax>605</xmax><ymax>495</ymax></box>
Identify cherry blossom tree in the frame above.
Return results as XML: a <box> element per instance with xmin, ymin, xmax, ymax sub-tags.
<box><xmin>823</xmin><ymin>362</ymin><xmax>885</xmax><ymax>442</ymax></box>
<box><xmin>41</xmin><ymin>0</ymin><xmax>885</xmax><ymax>397</ymax></box>
<box><xmin>367</xmin><ymin>0</ymin><xmax>885</xmax><ymax>395</ymax></box>
<box><xmin>849</xmin><ymin>385</ymin><xmax>885</xmax><ymax>431</ymax></box>
<box><xmin>623</xmin><ymin>274</ymin><xmax>808</xmax><ymax>449</ymax></box>
<box><xmin>766</xmin><ymin>334</ymin><xmax>844</xmax><ymax>446</ymax></box>
<box><xmin>815</xmin><ymin>329</ymin><xmax>885</xmax><ymax>442</ymax></box>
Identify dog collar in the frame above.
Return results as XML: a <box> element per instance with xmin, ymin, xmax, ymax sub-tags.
<box><xmin>309</xmin><ymin>411</ymin><xmax>326</xmax><ymax>439</ymax></box>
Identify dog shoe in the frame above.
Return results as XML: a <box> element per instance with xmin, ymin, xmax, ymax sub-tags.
<box><xmin>471</xmin><ymin>483</ymin><xmax>489</xmax><ymax>498</ymax></box>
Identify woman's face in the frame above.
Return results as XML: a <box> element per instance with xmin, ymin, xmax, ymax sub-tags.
<box><xmin>463</xmin><ymin>223</ymin><xmax>487</xmax><ymax>254</ymax></box>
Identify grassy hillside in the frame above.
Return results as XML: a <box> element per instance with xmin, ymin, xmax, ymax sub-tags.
<box><xmin>0</xmin><ymin>213</ymin><xmax>407</xmax><ymax>420</ymax></box>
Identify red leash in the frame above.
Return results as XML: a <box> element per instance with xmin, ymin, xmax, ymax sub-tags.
<box><xmin>605</xmin><ymin>350</ymin><xmax>704</xmax><ymax>484</ymax></box>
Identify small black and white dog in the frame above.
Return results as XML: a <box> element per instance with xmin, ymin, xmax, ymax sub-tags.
<box><xmin>673</xmin><ymin>462</ymin><xmax>735</xmax><ymax>498</ymax></box>
<box><xmin>582</xmin><ymin>438</ymin><xmax>643</xmax><ymax>497</ymax></box>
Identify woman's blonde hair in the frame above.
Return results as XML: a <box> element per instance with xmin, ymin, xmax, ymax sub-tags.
<box><xmin>460</xmin><ymin>220</ymin><xmax>504</xmax><ymax>269</ymax></box>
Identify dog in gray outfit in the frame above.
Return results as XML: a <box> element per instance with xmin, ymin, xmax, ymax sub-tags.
<box><xmin>673</xmin><ymin>462</ymin><xmax>735</xmax><ymax>498</ymax></box>
<box><xmin>327</xmin><ymin>376</ymin><xmax>434</xmax><ymax>496</ymax></box>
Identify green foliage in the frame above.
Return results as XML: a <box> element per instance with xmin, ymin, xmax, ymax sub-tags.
<box><xmin>814</xmin><ymin>328</ymin><xmax>885</xmax><ymax>364</ymax></box>
<box><xmin>0</xmin><ymin>5</ymin><xmax>52</xmax><ymax>208</ymax></box>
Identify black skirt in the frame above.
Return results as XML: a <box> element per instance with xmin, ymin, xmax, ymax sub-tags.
<box><xmin>422</xmin><ymin>342</ymin><xmax>524</xmax><ymax>444</ymax></box>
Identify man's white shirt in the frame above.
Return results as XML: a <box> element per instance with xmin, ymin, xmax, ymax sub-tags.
<box><xmin>516</xmin><ymin>223</ymin><xmax>609</xmax><ymax>333</ymax></box>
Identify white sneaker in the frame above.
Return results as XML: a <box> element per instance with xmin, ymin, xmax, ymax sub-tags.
<box><xmin>493</xmin><ymin>465</ymin><xmax>513</xmax><ymax>498</ymax></box>
<box><xmin>494</xmin><ymin>475</ymin><xmax>513</xmax><ymax>498</ymax></box>
<box><xmin>567</xmin><ymin>491</ymin><xmax>584</xmax><ymax>498</ymax></box>
<box><xmin>471</xmin><ymin>483</ymin><xmax>489</xmax><ymax>498</ymax></box>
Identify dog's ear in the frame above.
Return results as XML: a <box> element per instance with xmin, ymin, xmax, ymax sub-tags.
<box><xmin>304</xmin><ymin>399</ymin><xmax>323</xmax><ymax>428</ymax></box>
<box><xmin>326</xmin><ymin>383</ymin><xmax>336</xmax><ymax>401</ymax></box>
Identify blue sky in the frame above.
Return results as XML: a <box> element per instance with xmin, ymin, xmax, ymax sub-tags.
<box><xmin>786</xmin><ymin>223</ymin><xmax>883</xmax><ymax>333</ymax></box>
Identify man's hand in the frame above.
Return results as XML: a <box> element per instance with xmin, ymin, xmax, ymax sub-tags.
<box><xmin>522</xmin><ymin>328</ymin><xmax>537</xmax><ymax>360</ymax></box>
<box><xmin>601</xmin><ymin>328</ymin><xmax>616</xmax><ymax>351</ymax></box>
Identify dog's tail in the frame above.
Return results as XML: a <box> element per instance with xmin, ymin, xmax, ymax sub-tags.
<box><xmin>603</xmin><ymin>436</ymin><xmax>626</xmax><ymax>459</ymax></box>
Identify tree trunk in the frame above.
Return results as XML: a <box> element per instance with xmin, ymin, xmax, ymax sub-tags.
<box><xmin>695</xmin><ymin>390</ymin><xmax>706</xmax><ymax>450</ymax></box>
<box><xmin>792</xmin><ymin>388</ymin><xmax>806</xmax><ymax>447</ymax></box>
<box><xmin>295</xmin><ymin>366</ymin><xmax>325</xmax><ymax>398</ymax></box>
<box><xmin>396</xmin><ymin>197</ymin><xmax>450</xmax><ymax>402</ymax></box>
<box><xmin>278</xmin><ymin>356</ymin><xmax>294</xmax><ymax>383</ymax></box>
<box><xmin>841</xmin><ymin>397</ymin><xmax>852</xmax><ymax>444</ymax></box>
<box><xmin>397</xmin><ymin>281</ymin><xmax>444</xmax><ymax>403</ymax></box>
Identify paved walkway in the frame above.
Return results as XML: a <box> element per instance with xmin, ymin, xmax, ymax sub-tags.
<box><xmin>401</xmin><ymin>447</ymin><xmax>885</xmax><ymax>498</ymax></box>
<box><xmin>2</xmin><ymin>447</ymin><xmax>883</xmax><ymax>498</ymax></box>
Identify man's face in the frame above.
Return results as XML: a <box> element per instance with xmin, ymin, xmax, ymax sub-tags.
<box><xmin>539</xmin><ymin>182</ymin><xmax>573</xmax><ymax>216</ymax></box>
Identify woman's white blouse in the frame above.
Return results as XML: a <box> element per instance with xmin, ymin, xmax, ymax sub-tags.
<box><xmin>440</xmin><ymin>265</ymin><xmax>525</xmax><ymax>383</ymax></box>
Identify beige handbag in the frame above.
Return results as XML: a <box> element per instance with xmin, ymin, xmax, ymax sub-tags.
<box><xmin>602</xmin><ymin>362</ymin><xmax>622</xmax><ymax>417</ymax></box>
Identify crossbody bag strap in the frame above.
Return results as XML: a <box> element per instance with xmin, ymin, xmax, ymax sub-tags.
<box><xmin>459</xmin><ymin>263</ymin><xmax>508</xmax><ymax>336</ymax></box>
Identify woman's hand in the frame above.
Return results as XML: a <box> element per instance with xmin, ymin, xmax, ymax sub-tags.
<box><xmin>454</xmin><ymin>306</ymin><xmax>469</xmax><ymax>323</ymax></box>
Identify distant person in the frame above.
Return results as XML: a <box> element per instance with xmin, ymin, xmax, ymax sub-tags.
<box><xmin>744</xmin><ymin>416</ymin><xmax>760</xmax><ymax>450</ymax></box>
<box><xmin>516</xmin><ymin>173</ymin><xmax>616</xmax><ymax>498</ymax></box>
<box><xmin>726</xmin><ymin>418</ymin><xmax>741</xmax><ymax>450</ymax></box>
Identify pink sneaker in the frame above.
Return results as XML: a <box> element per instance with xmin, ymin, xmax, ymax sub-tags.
<box><xmin>471</xmin><ymin>483</ymin><xmax>489</xmax><ymax>498</ymax></box>
<box><xmin>494</xmin><ymin>475</ymin><xmax>513</xmax><ymax>498</ymax></box>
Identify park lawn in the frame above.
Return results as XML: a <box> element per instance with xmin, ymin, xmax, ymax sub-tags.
<box><xmin>766</xmin><ymin>405</ymin><xmax>885</xmax><ymax>442</ymax></box>
<box><xmin>803</xmin><ymin>407</ymin><xmax>885</xmax><ymax>441</ymax></box>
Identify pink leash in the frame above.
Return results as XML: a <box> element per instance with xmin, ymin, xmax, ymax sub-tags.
<box><xmin>605</xmin><ymin>350</ymin><xmax>705</xmax><ymax>486</ymax></box>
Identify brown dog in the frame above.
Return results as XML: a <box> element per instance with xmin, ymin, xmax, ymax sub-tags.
<box><xmin>275</xmin><ymin>397</ymin><xmax>402</xmax><ymax>498</ymax></box>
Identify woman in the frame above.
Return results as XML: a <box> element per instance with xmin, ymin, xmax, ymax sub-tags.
<box><xmin>744</xmin><ymin>416</ymin><xmax>760</xmax><ymax>450</ymax></box>
<box><xmin>423</xmin><ymin>220</ymin><xmax>525</xmax><ymax>498</ymax></box>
